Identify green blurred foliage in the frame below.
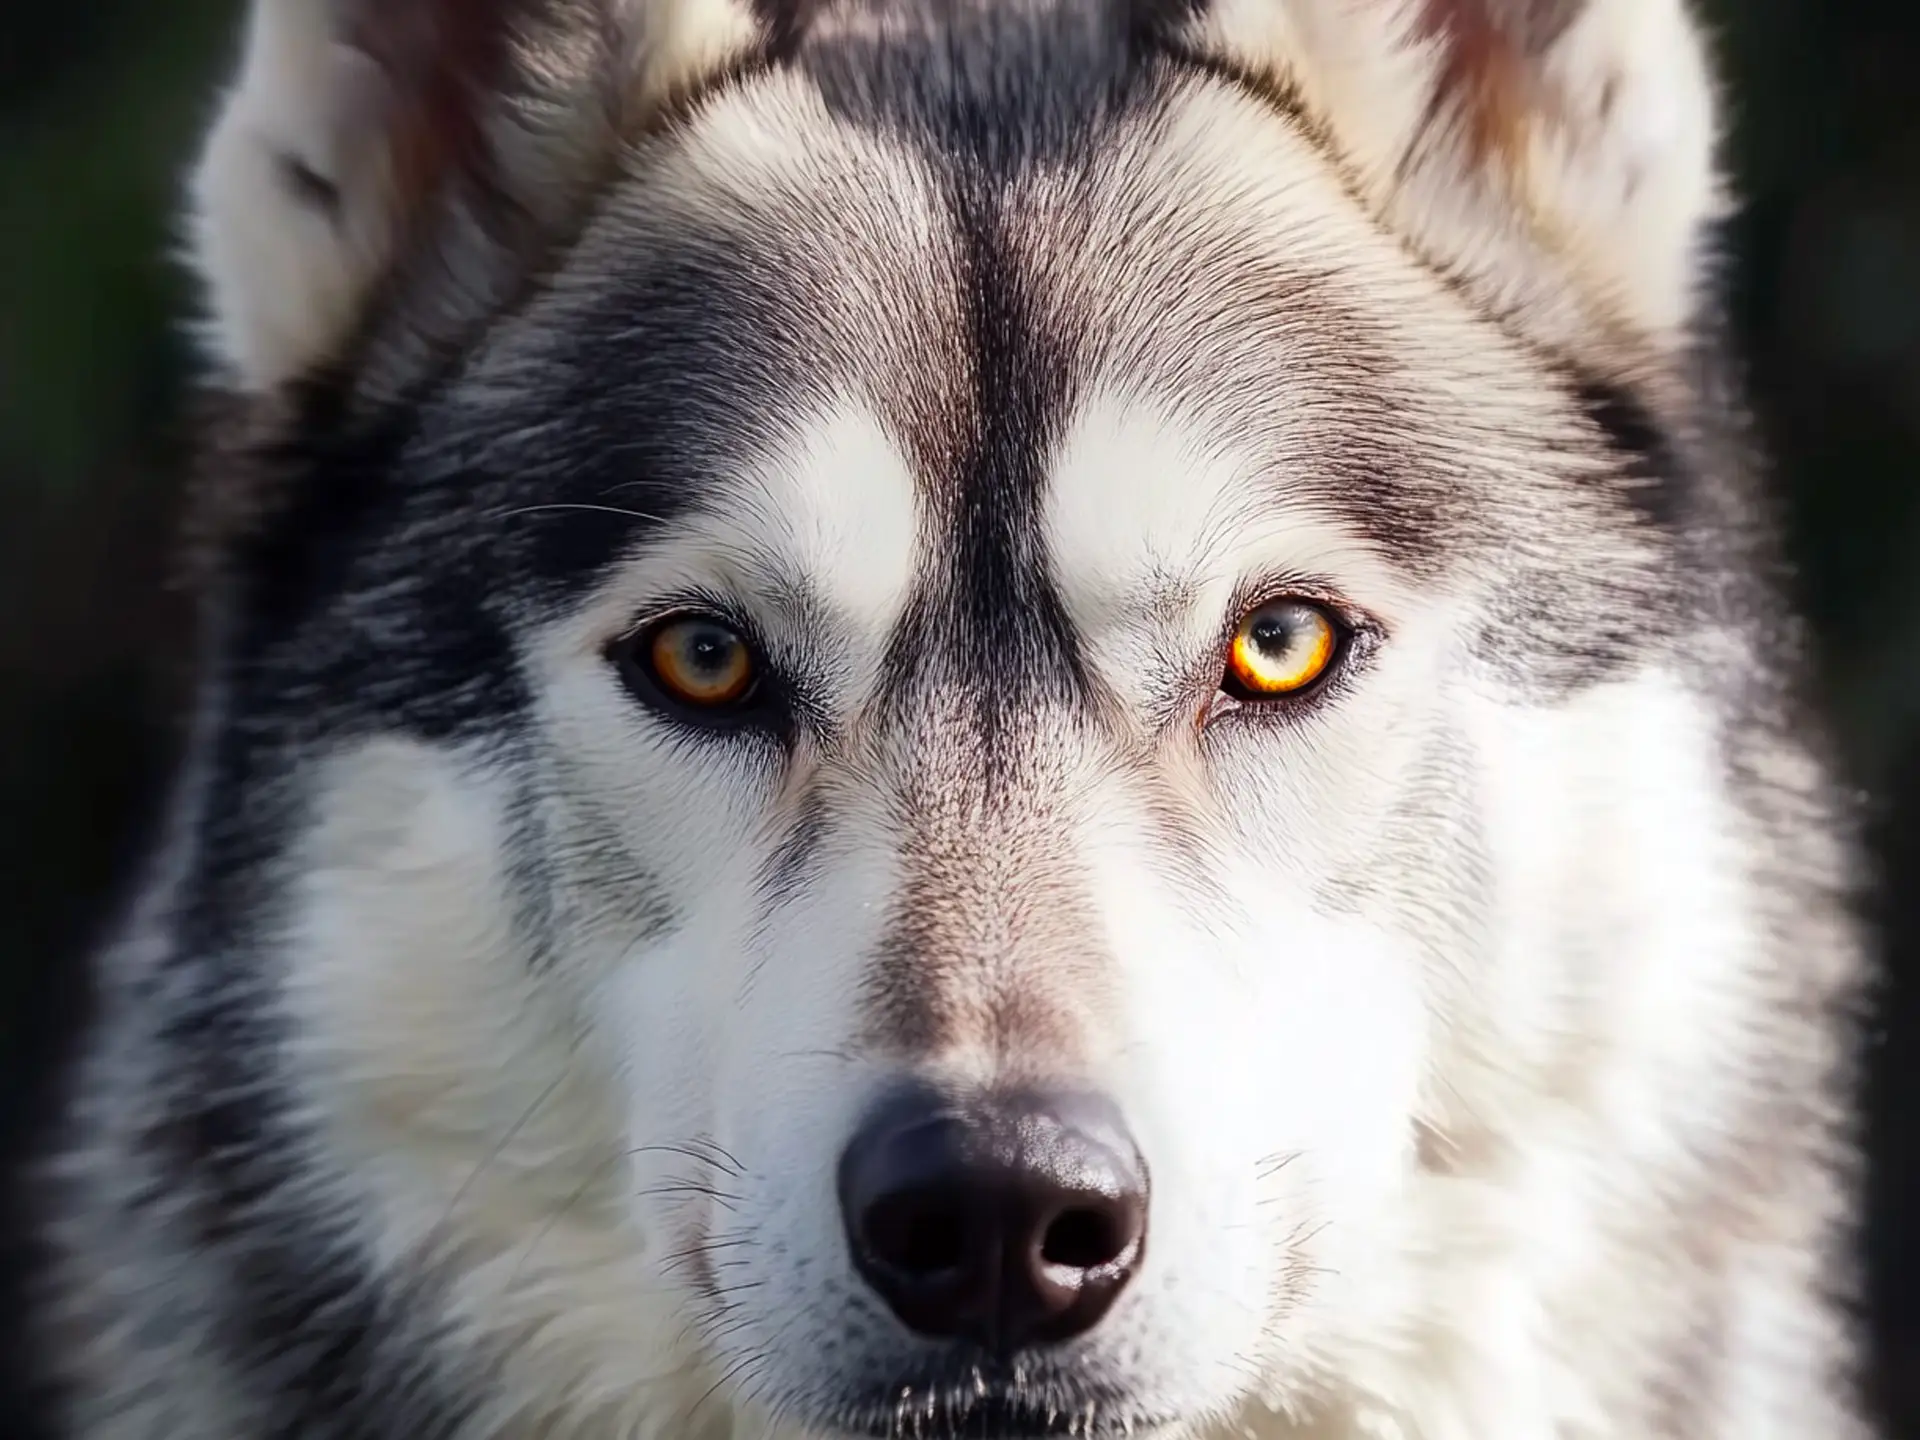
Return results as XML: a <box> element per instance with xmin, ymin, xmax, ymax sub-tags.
<box><xmin>0</xmin><ymin>3</ymin><xmax>232</xmax><ymax>501</ymax></box>
<box><xmin>0</xmin><ymin>1</ymin><xmax>238</xmax><ymax>1144</ymax></box>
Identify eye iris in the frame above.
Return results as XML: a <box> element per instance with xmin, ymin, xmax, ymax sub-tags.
<box><xmin>650</xmin><ymin>620</ymin><xmax>754</xmax><ymax>704</ymax></box>
<box><xmin>1228</xmin><ymin>603</ymin><xmax>1336</xmax><ymax>695</ymax></box>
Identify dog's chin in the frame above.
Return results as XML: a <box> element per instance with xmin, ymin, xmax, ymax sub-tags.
<box><xmin>807</xmin><ymin>1368</ymin><xmax>1179</xmax><ymax>1440</ymax></box>
<box><xmin>820</xmin><ymin>1400</ymin><xmax>1179</xmax><ymax>1440</ymax></box>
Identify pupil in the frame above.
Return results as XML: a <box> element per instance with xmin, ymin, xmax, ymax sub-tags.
<box><xmin>1251</xmin><ymin>615</ymin><xmax>1295</xmax><ymax>655</ymax></box>
<box><xmin>686</xmin><ymin>629</ymin><xmax>733</xmax><ymax>674</ymax></box>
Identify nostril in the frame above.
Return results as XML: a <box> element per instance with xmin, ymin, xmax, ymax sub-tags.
<box><xmin>840</xmin><ymin>1087</ymin><xmax>1148</xmax><ymax>1349</ymax></box>
<box><xmin>1040</xmin><ymin>1206</ymin><xmax>1129</xmax><ymax>1271</ymax></box>
<box><xmin>866</xmin><ymin>1193</ymin><xmax>968</xmax><ymax>1277</ymax></box>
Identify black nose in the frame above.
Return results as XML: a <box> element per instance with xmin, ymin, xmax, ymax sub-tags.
<box><xmin>838</xmin><ymin>1088</ymin><xmax>1148</xmax><ymax>1353</ymax></box>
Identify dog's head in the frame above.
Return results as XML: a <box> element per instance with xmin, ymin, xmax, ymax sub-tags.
<box><xmin>183</xmin><ymin>0</ymin><xmax>1739</xmax><ymax>1433</ymax></box>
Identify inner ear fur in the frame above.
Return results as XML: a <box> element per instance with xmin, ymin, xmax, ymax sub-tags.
<box><xmin>187</xmin><ymin>0</ymin><xmax>768</xmax><ymax>396</ymax></box>
<box><xmin>1181</xmin><ymin>0</ymin><xmax>1726</xmax><ymax>363</ymax></box>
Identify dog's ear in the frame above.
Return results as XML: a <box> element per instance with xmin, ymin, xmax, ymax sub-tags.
<box><xmin>189</xmin><ymin>0</ymin><xmax>765</xmax><ymax>393</ymax></box>
<box><xmin>1184</xmin><ymin>0</ymin><xmax>1724</xmax><ymax>359</ymax></box>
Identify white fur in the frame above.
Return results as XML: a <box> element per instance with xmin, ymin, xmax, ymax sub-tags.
<box><xmin>190</xmin><ymin>0</ymin><xmax>403</xmax><ymax>389</ymax></box>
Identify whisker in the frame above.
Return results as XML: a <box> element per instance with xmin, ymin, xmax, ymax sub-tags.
<box><xmin>682</xmin><ymin>1349</ymin><xmax>771</xmax><ymax>1430</ymax></box>
<box><xmin>635</xmin><ymin>1180</ymin><xmax>746</xmax><ymax>1210</ymax></box>
<box><xmin>445</xmin><ymin>1071</ymin><xmax>572</xmax><ymax>1221</ymax></box>
<box><xmin>374</xmin><ymin>1064</ymin><xmax>581</xmax><ymax>1337</ymax></box>
<box><xmin>497</xmin><ymin>502</ymin><xmax>667</xmax><ymax>524</ymax></box>
<box><xmin>628</xmin><ymin>1141</ymin><xmax>746</xmax><ymax>1178</ymax></box>
<box><xmin>687</xmin><ymin>1136</ymin><xmax>749</xmax><ymax>1175</ymax></box>
<box><xmin>503</xmin><ymin>1148</ymin><xmax>628</xmax><ymax>1290</ymax></box>
<box><xmin>1255</xmin><ymin>1151</ymin><xmax>1303</xmax><ymax>1180</ymax></box>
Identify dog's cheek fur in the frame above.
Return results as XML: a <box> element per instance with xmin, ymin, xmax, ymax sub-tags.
<box><xmin>598</xmin><ymin>803</ymin><xmax>919</xmax><ymax>1420</ymax></box>
<box><xmin>267</xmin><ymin>717</ymin><xmax>872</xmax><ymax>1433</ymax></box>
<box><xmin>1281</xmin><ymin>669</ymin><xmax>1859</xmax><ymax>1438</ymax></box>
<box><xmin>1069</xmin><ymin>765</ymin><xmax>1430</xmax><ymax>1416</ymax></box>
<box><xmin>268</xmin><ymin>737</ymin><xmax>716</xmax><ymax>1431</ymax></box>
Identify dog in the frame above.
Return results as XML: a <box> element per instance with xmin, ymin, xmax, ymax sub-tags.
<box><xmin>24</xmin><ymin>0</ymin><xmax>1875</xmax><ymax>1435</ymax></box>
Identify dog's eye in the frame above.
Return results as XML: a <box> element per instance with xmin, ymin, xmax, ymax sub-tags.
<box><xmin>618</xmin><ymin>613</ymin><xmax>760</xmax><ymax>712</ymax></box>
<box><xmin>1222</xmin><ymin>600</ymin><xmax>1342</xmax><ymax>700</ymax></box>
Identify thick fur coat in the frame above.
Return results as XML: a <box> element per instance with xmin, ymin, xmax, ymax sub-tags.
<box><xmin>28</xmin><ymin>0</ymin><xmax>1873</xmax><ymax>1436</ymax></box>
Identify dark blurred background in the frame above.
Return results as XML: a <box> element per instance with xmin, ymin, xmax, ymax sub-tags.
<box><xmin>1</xmin><ymin>0</ymin><xmax>1916</xmax><ymax>1433</ymax></box>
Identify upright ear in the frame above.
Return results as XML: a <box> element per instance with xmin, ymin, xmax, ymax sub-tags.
<box><xmin>1184</xmin><ymin>0</ymin><xmax>1725</xmax><ymax>360</ymax></box>
<box><xmin>188</xmin><ymin>0</ymin><xmax>765</xmax><ymax>393</ymax></box>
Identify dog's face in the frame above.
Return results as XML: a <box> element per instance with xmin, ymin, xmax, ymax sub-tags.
<box><xmin>522</xmin><ymin>71</ymin><xmax>1458</xmax><ymax>1430</ymax></box>
<box><xmin>187</xmin><ymin>0</ymin><xmax>1728</xmax><ymax>1433</ymax></box>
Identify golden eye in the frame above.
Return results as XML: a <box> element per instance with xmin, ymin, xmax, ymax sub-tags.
<box><xmin>641</xmin><ymin>615</ymin><xmax>758</xmax><ymax>708</ymax></box>
<box><xmin>1224</xmin><ymin>600</ymin><xmax>1340</xmax><ymax>699</ymax></box>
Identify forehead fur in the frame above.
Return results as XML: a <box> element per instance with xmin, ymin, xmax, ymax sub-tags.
<box><xmin>193</xmin><ymin>0</ymin><xmax>1701</xmax><ymax>755</ymax></box>
<box><xmin>447</xmin><ymin>12</ymin><xmax>1665</xmax><ymax>595</ymax></box>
